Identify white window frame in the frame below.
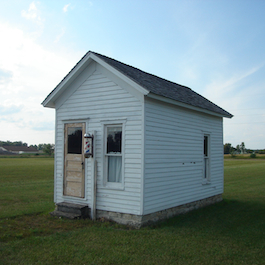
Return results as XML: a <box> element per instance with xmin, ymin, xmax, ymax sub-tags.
<box><xmin>203</xmin><ymin>133</ymin><xmax>211</xmax><ymax>184</ymax></box>
<box><xmin>102</xmin><ymin>119</ymin><xmax>126</xmax><ymax>190</ymax></box>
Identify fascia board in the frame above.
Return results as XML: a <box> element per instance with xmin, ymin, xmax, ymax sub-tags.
<box><xmin>147</xmin><ymin>93</ymin><xmax>233</xmax><ymax>119</ymax></box>
<box><xmin>90</xmin><ymin>53</ymin><xmax>150</xmax><ymax>96</ymax></box>
<box><xmin>42</xmin><ymin>53</ymin><xmax>94</xmax><ymax>108</ymax></box>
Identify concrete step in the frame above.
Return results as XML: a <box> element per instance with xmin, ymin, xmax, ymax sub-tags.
<box><xmin>50</xmin><ymin>210</ymin><xmax>81</xmax><ymax>219</ymax></box>
<box><xmin>50</xmin><ymin>202</ymin><xmax>90</xmax><ymax>219</ymax></box>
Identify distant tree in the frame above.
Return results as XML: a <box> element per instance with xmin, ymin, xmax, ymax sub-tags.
<box><xmin>236</xmin><ymin>145</ymin><xmax>240</xmax><ymax>154</ymax></box>
<box><xmin>240</xmin><ymin>142</ymin><xmax>246</xmax><ymax>154</ymax></box>
<box><xmin>224</xmin><ymin>143</ymin><xmax>233</xmax><ymax>154</ymax></box>
<box><xmin>43</xmin><ymin>144</ymin><xmax>54</xmax><ymax>156</ymax></box>
<box><xmin>29</xmin><ymin>144</ymin><xmax>38</xmax><ymax>149</ymax></box>
<box><xmin>13</xmin><ymin>141</ymin><xmax>27</xmax><ymax>146</ymax></box>
<box><xmin>38</xmin><ymin>144</ymin><xmax>45</xmax><ymax>150</ymax></box>
<box><xmin>0</xmin><ymin>141</ymin><xmax>12</xmax><ymax>146</ymax></box>
<box><xmin>0</xmin><ymin>140</ymin><xmax>27</xmax><ymax>146</ymax></box>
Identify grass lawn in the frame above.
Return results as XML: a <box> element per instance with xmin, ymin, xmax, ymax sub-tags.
<box><xmin>0</xmin><ymin>157</ymin><xmax>54</xmax><ymax>219</ymax></box>
<box><xmin>0</xmin><ymin>157</ymin><xmax>265</xmax><ymax>264</ymax></box>
<box><xmin>224</xmin><ymin>153</ymin><xmax>265</xmax><ymax>159</ymax></box>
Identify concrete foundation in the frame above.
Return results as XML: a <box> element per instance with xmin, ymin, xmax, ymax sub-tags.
<box><xmin>97</xmin><ymin>194</ymin><xmax>222</xmax><ymax>228</ymax></box>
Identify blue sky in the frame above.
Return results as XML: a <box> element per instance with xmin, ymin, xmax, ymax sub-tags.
<box><xmin>0</xmin><ymin>0</ymin><xmax>264</xmax><ymax>149</ymax></box>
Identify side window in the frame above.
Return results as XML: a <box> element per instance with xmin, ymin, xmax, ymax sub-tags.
<box><xmin>204</xmin><ymin>135</ymin><xmax>210</xmax><ymax>182</ymax></box>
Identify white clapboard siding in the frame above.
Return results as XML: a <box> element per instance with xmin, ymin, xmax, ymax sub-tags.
<box><xmin>55</xmin><ymin>67</ymin><xmax>143</xmax><ymax>214</ymax></box>
<box><xmin>143</xmin><ymin>98</ymin><xmax>224</xmax><ymax>215</ymax></box>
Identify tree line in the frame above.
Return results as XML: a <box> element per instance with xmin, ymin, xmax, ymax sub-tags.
<box><xmin>224</xmin><ymin>142</ymin><xmax>265</xmax><ymax>155</ymax></box>
<box><xmin>0</xmin><ymin>141</ymin><xmax>54</xmax><ymax>156</ymax></box>
<box><xmin>2</xmin><ymin>140</ymin><xmax>264</xmax><ymax>156</ymax></box>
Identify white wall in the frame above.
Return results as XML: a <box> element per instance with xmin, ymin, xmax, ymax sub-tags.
<box><xmin>54</xmin><ymin>62</ymin><xmax>143</xmax><ymax>215</ymax></box>
<box><xmin>143</xmin><ymin>97</ymin><xmax>223</xmax><ymax>215</ymax></box>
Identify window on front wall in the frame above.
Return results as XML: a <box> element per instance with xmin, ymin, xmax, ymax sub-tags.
<box><xmin>105</xmin><ymin>125</ymin><xmax>123</xmax><ymax>183</ymax></box>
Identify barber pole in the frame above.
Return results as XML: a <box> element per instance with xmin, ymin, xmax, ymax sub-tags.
<box><xmin>84</xmin><ymin>133</ymin><xmax>93</xmax><ymax>158</ymax></box>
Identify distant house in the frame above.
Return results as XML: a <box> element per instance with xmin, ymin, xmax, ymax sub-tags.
<box><xmin>2</xmin><ymin>146</ymin><xmax>39</xmax><ymax>154</ymax></box>
<box><xmin>0</xmin><ymin>147</ymin><xmax>16</xmax><ymax>155</ymax></box>
<box><xmin>42</xmin><ymin>51</ymin><xmax>233</xmax><ymax>227</ymax></box>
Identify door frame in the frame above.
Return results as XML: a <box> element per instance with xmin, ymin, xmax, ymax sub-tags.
<box><xmin>63</xmin><ymin>121</ymin><xmax>86</xmax><ymax>198</ymax></box>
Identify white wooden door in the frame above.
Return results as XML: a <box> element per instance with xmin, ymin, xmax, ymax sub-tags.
<box><xmin>64</xmin><ymin>123</ymin><xmax>85</xmax><ymax>198</ymax></box>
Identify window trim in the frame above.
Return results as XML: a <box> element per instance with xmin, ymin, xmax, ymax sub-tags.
<box><xmin>102</xmin><ymin>119</ymin><xmax>126</xmax><ymax>190</ymax></box>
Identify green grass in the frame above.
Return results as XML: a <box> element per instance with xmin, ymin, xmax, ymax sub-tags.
<box><xmin>0</xmin><ymin>158</ymin><xmax>54</xmax><ymax>218</ymax></box>
<box><xmin>224</xmin><ymin>153</ymin><xmax>265</xmax><ymax>159</ymax></box>
<box><xmin>0</xmin><ymin>157</ymin><xmax>265</xmax><ymax>264</ymax></box>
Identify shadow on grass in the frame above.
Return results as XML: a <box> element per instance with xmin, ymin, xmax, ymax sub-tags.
<box><xmin>155</xmin><ymin>198</ymin><xmax>264</xmax><ymax>226</ymax></box>
<box><xmin>150</xmin><ymin>199</ymin><xmax>265</xmax><ymax>246</ymax></box>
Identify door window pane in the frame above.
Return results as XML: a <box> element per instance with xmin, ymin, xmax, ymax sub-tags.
<box><xmin>68</xmin><ymin>127</ymin><xmax>82</xmax><ymax>154</ymax></box>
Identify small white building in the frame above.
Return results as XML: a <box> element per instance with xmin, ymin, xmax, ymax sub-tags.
<box><xmin>42</xmin><ymin>51</ymin><xmax>233</xmax><ymax>227</ymax></box>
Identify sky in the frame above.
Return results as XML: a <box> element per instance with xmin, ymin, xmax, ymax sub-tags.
<box><xmin>0</xmin><ymin>0</ymin><xmax>265</xmax><ymax>149</ymax></box>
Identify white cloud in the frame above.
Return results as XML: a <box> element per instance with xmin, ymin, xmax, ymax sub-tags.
<box><xmin>202</xmin><ymin>64</ymin><xmax>265</xmax><ymax>111</ymax></box>
<box><xmin>208</xmin><ymin>64</ymin><xmax>263</xmax><ymax>94</ymax></box>
<box><xmin>0</xmin><ymin>68</ymin><xmax>13</xmax><ymax>84</ymax></box>
<box><xmin>21</xmin><ymin>1</ymin><xmax>43</xmax><ymax>25</ymax></box>
<box><xmin>63</xmin><ymin>3</ymin><xmax>71</xmax><ymax>13</ymax></box>
<box><xmin>0</xmin><ymin>104</ymin><xmax>23</xmax><ymax>115</ymax></box>
<box><xmin>54</xmin><ymin>28</ymin><xmax>66</xmax><ymax>43</ymax></box>
<box><xmin>0</xmin><ymin>22</ymin><xmax>75</xmax><ymax>144</ymax></box>
<box><xmin>192</xmin><ymin>63</ymin><xmax>265</xmax><ymax>150</ymax></box>
<box><xmin>21</xmin><ymin>2</ymin><xmax>37</xmax><ymax>19</ymax></box>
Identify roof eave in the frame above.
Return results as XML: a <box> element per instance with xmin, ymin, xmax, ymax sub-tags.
<box><xmin>147</xmin><ymin>93</ymin><xmax>233</xmax><ymax>118</ymax></box>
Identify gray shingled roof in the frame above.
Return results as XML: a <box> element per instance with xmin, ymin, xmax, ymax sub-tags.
<box><xmin>91</xmin><ymin>52</ymin><xmax>232</xmax><ymax>118</ymax></box>
<box><xmin>3</xmin><ymin>146</ymin><xmax>38</xmax><ymax>152</ymax></box>
<box><xmin>43</xmin><ymin>51</ymin><xmax>232</xmax><ymax>117</ymax></box>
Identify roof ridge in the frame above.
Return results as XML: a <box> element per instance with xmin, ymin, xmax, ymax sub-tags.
<box><xmin>91</xmin><ymin>51</ymin><xmax>192</xmax><ymax>91</ymax></box>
